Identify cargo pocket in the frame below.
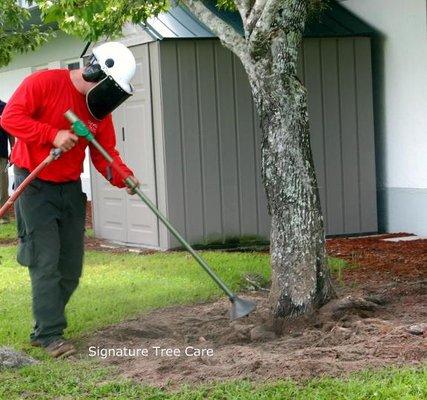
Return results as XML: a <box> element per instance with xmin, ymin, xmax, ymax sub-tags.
<box><xmin>17</xmin><ymin>233</ymin><xmax>34</xmax><ymax>267</ymax></box>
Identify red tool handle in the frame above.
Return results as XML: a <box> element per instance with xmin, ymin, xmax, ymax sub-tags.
<box><xmin>0</xmin><ymin>150</ymin><xmax>60</xmax><ymax>219</ymax></box>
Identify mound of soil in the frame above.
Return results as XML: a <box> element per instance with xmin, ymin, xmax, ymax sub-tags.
<box><xmin>82</xmin><ymin>236</ymin><xmax>427</xmax><ymax>388</ymax></box>
<box><xmin>0</xmin><ymin>347</ymin><xmax>38</xmax><ymax>369</ymax></box>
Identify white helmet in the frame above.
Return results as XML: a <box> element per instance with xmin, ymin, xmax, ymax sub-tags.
<box><xmin>92</xmin><ymin>42</ymin><xmax>136</xmax><ymax>93</ymax></box>
<box><xmin>83</xmin><ymin>41</ymin><xmax>136</xmax><ymax>120</ymax></box>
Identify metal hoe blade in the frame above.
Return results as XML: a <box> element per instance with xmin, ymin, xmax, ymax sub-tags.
<box><xmin>230</xmin><ymin>296</ymin><xmax>257</xmax><ymax>320</ymax></box>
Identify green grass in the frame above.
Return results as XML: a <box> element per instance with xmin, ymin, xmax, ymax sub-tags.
<box><xmin>0</xmin><ymin>220</ymin><xmax>94</xmax><ymax>240</ymax></box>
<box><xmin>85</xmin><ymin>227</ymin><xmax>95</xmax><ymax>238</ymax></box>
<box><xmin>0</xmin><ymin>361</ymin><xmax>425</xmax><ymax>399</ymax></box>
<box><xmin>0</xmin><ymin>250</ymin><xmax>349</xmax><ymax>349</ymax></box>
<box><xmin>328</xmin><ymin>256</ymin><xmax>353</xmax><ymax>283</ymax></box>
<box><xmin>0</xmin><ymin>246</ymin><xmax>269</xmax><ymax>348</ymax></box>
<box><xmin>0</xmin><ymin>220</ymin><xmax>17</xmax><ymax>240</ymax></box>
<box><xmin>328</xmin><ymin>257</ymin><xmax>349</xmax><ymax>274</ymax></box>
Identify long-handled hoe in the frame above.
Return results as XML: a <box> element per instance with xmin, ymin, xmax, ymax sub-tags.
<box><xmin>65</xmin><ymin>110</ymin><xmax>256</xmax><ymax>319</ymax></box>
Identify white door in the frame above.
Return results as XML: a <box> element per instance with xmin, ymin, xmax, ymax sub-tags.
<box><xmin>91</xmin><ymin>44</ymin><xmax>159</xmax><ymax>247</ymax></box>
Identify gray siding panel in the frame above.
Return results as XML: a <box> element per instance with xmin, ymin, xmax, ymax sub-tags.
<box><xmin>160</xmin><ymin>40</ymin><xmax>265</xmax><ymax>244</ymax></box>
<box><xmin>159</xmin><ymin>41</ymin><xmax>187</xmax><ymax>244</ymax></box>
<box><xmin>177</xmin><ymin>41</ymin><xmax>205</xmax><ymax>243</ymax></box>
<box><xmin>355</xmin><ymin>38</ymin><xmax>378</xmax><ymax>232</ymax></box>
<box><xmin>338</xmin><ymin>38</ymin><xmax>361</xmax><ymax>233</ymax></box>
<box><xmin>149</xmin><ymin>41</ymin><xmax>170</xmax><ymax>249</ymax></box>
<box><xmin>303</xmin><ymin>39</ymin><xmax>328</xmax><ymax>228</ymax></box>
<box><xmin>321</xmin><ymin>39</ymin><xmax>345</xmax><ymax>234</ymax></box>
<box><xmin>214</xmin><ymin>42</ymin><xmax>240</xmax><ymax>238</ymax></box>
<box><xmin>303</xmin><ymin>37</ymin><xmax>377</xmax><ymax>235</ymax></box>
<box><xmin>233</xmin><ymin>56</ymin><xmax>258</xmax><ymax>236</ymax></box>
<box><xmin>195</xmin><ymin>41</ymin><xmax>223</xmax><ymax>241</ymax></box>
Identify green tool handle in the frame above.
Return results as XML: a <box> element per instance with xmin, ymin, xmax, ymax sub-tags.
<box><xmin>64</xmin><ymin>109</ymin><xmax>236</xmax><ymax>301</ymax></box>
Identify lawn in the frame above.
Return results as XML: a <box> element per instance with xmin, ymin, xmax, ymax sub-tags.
<box><xmin>0</xmin><ymin>220</ymin><xmax>425</xmax><ymax>399</ymax></box>
<box><xmin>0</xmin><ymin>220</ymin><xmax>16</xmax><ymax>240</ymax></box>
<box><xmin>0</xmin><ymin>361</ymin><xmax>424</xmax><ymax>400</ymax></box>
<box><xmin>0</xmin><ymin>245</ymin><xmax>270</xmax><ymax>348</ymax></box>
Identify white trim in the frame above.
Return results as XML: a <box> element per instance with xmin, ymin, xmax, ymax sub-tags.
<box><xmin>61</xmin><ymin>58</ymin><xmax>84</xmax><ymax>70</ymax></box>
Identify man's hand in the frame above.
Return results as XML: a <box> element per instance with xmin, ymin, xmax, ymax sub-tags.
<box><xmin>126</xmin><ymin>176</ymin><xmax>140</xmax><ymax>195</ymax></box>
<box><xmin>53</xmin><ymin>129</ymin><xmax>78</xmax><ymax>152</ymax></box>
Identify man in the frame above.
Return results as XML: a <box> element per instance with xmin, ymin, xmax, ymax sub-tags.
<box><xmin>1</xmin><ymin>42</ymin><xmax>138</xmax><ymax>358</ymax></box>
<box><xmin>0</xmin><ymin>100</ymin><xmax>15</xmax><ymax>224</ymax></box>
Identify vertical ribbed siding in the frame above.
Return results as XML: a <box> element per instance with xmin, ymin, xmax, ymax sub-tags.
<box><xmin>160</xmin><ymin>40</ymin><xmax>266</xmax><ymax>246</ymax></box>
<box><xmin>159</xmin><ymin>37</ymin><xmax>377</xmax><ymax>247</ymax></box>
<box><xmin>158</xmin><ymin>41</ymin><xmax>187</xmax><ymax>246</ymax></box>
<box><xmin>303</xmin><ymin>37</ymin><xmax>378</xmax><ymax>235</ymax></box>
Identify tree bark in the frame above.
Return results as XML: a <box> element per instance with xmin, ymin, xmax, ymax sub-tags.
<box><xmin>254</xmin><ymin>74</ymin><xmax>335</xmax><ymax>318</ymax></box>
<box><xmin>246</xmin><ymin>2</ymin><xmax>335</xmax><ymax>319</ymax></box>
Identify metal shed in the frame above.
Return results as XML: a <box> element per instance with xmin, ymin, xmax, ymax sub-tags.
<box><xmin>90</xmin><ymin>2</ymin><xmax>378</xmax><ymax>249</ymax></box>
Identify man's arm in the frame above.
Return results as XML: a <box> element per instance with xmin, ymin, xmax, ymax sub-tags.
<box><xmin>0</xmin><ymin>75</ymin><xmax>59</xmax><ymax>145</ymax></box>
<box><xmin>1</xmin><ymin>74</ymin><xmax>78</xmax><ymax>152</ymax></box>
<box><xmin>89</xmin><ymin>115</ymin><xmax>135</xmax><ymax>189</ymax></box>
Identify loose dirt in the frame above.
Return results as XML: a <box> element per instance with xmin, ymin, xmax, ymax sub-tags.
<box><xmin>82</xmin><ymin>235</ymin><xmax>427</xmax><ymax>388</ymax></box>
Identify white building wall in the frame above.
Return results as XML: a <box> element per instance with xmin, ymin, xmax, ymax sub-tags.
<box><xmin>0</xmin><ymin>68</ymin><xmax>32</xmax><ymax>100</ymax></box>
<box><xmin>342</xmin><ymin>0</ymin><xmax>427</xmax><ymax>235</ymax></box>
<box><xmin>0</xmin><ymin>33</ymin><xmax>93</xmax><ymax>198</ymax></box>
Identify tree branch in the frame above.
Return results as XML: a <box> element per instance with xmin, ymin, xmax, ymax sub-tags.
<box><xmin>234</xmin><ymin>0</ymin><xmax>251</xmax><ymax>26</ymax></box>
<box><xmin>249</xmin><ymin>0</ymin><xmax>307</xmax><ymax>49</ymax></box>
<box><xmin>249</xmin><ymin>0</ymin><xmax>280</xmax><ymax>41</ymax></box>
<box><xmin>181</xmin><ymin>0</ymin><xmax>249</xmax><ymax>60</ymax></box>
<box><xmin>246</xmin><ymin>0</ymin><xmax>267</xmax><ymax>34</ymax></box>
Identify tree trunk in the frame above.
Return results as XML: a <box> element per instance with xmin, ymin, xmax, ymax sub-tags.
<box><xmin>183</xmin><ymin>0</ymin><xmax>335</xmax><ymax>321</ymax></box>
<box><xmin>259</xmin><ymin>78</ymin><xmax>334</xmax><ymax>318</ymax></box>
<box><xmin>247</xmin><ymin>16</ymin><xmax>335</xmax><ymax>320</ymax></box>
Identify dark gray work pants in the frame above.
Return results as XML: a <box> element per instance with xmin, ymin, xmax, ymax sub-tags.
<box><xmin>14</xmin><ymin>167</ymin><xmax>86</xmax><ymax>346</ymax></box>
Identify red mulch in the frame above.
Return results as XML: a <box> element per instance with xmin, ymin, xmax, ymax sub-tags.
<box><xmin>326</xmin><ymin>235</ymin><xmax>427</xmax><ymax>283</ymax></box>
<box><xmin>85</xmin><ymin>201</ymin><xmax>93</xmax><ymax>228</ymax></box>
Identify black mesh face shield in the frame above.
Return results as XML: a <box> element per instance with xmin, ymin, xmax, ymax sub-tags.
<box><xmin>86</xmin><ymin>75</ymin><xmax>132</xmax><ymax>120</ymax></box>
<box><xmin>82</xmin><ymin>55</ymin><xmax>106</xmax><ymax>83</ymax></box>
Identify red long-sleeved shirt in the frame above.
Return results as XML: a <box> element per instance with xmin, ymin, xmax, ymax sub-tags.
<box><xmin>0</xmin><ymin>69</ymin><xmax>132</xmax><ymax>187</ymax></box>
